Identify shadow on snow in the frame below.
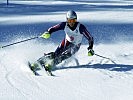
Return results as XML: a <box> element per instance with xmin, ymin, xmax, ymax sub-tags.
<box><xmin>54</xmin><ymin>64</ymin><xmax>133</xmax><ymax>72</ymax></box>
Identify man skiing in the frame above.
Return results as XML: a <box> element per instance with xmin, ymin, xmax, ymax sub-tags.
<box><xmin>30</xmin><ymin>10</ymin><xmax>94</xmax><ymax>75</ymax></box>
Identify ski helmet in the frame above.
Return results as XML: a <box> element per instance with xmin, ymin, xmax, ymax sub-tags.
<box><xmin>66</xmin><ymin>10</ymin><xmax>77</xmax><ymax>20</ymax></box>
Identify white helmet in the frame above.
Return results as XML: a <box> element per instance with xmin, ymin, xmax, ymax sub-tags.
<box><xmin>66</xmin><ymin>10</ymin><xmax>77</xmax><ymax>19</ymax></box>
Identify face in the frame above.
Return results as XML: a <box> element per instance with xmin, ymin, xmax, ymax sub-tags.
<box><xmin>67</xmin><ymin>19</ymin><xmax>77</xmax><ymax>27</ymax></box>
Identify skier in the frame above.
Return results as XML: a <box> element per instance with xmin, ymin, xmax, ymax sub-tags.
<box><xmin>30</xmin><ymin>10</ymin><xmax>94</xmax><ymax>74</ymax></box>
<box><xmin>39</xmin><ymin>10</ymin><xmax>94</xmax><ymax>71</ymax></box>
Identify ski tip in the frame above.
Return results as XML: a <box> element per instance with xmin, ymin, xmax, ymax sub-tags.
<box><xmin>28</xmin><ymin>61</ymin><xmax>31</xmax><ymax>66</ymax></box>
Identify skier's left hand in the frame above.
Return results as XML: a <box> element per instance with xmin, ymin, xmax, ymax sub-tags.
<box><xmin>88</xmin><ymin>49</ymin><xmax>94</xmax><ymax>56</ymax></box>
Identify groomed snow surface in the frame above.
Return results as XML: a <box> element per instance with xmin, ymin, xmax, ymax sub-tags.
<box><xmin>0</xmin><ymin>0</ymin><xmax>133</xmax><ymax>100</ymax></box>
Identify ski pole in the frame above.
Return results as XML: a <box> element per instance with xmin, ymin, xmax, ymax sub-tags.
<box><xmin>0</xmin><ymin>36</ymin><xmax>39</xmax><ymax>48</ymax></box>
<box><xmin>94</xmin><ymin>53</ymin><xmax>116</xmax><ymax>64</ymax></box>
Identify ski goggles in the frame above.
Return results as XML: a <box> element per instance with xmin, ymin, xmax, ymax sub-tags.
<box><xmin>67</xmin><ymin>19</ymin><xmax>77</xmax><ymax>23</ymax></box>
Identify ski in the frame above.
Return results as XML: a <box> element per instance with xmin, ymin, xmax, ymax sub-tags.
<box><xmin>45</xmin><ymin>70</ymin><xmax>54</xmax><ymax>76</ymax></box>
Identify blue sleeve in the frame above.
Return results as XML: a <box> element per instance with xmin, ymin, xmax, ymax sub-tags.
<box><xmin>79</xmin><ymin>24</ymin><xmax>94</xmax><ymax>49</ymax></box>
<box><xmin>48</xmin><ymin>22</ymin><xmax>66</xmax><ymax>34</ymax></box>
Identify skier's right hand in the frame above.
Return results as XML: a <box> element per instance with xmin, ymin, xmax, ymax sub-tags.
<box><xmin>40</xmin><ymin>31</ymin><xmax>51</xmax><ymax>39</ymax></box>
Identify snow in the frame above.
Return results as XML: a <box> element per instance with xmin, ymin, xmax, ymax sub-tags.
<box><xmin>1</xmin><ymin>11</ymin><xmax>133</xmax><ymax>25</ymax></box>
<box><xmin>0</xmin><ymin>0</ymin><xmax>133</xmax><ymax>100</ymax></box>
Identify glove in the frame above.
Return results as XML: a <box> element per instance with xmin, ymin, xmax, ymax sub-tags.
<box><xmin>40</xmin><ymin>32</ymin><xmax>51</xmax><ymax>39</ymax></box>
<box><xmin>88</xmin><ymin>49</ymin><xmax>94</xmax><ymax>56</ymax></box>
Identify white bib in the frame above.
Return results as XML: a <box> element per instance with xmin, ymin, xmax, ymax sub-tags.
<box><xmin>64</xmin><ymin>23</ymin><xmax>83</xmax><ymax>45</ymax></box>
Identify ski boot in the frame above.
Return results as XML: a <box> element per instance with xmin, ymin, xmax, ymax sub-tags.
<box><xmin>28</xmin><ymin>62</ymin><xmax>41</xmax><ymax>75</ymax></box>
<box><xmin>44</xmin><ymin>64</ymin><xmax>53</xmax><ymax>76</ymax></box>
<box><xmin>38</xmin><ymin>52</ymin><xmax>55</xmax><ymax>76</ymax></box>
<box><xmin>30</xmin><ymin>63</ymin><xmax>41</xmax><ymax>71</ymax></box>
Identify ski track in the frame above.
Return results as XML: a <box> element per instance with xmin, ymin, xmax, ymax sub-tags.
<box><xmin>1</xmin><ymin>53</ymin><xmax>43</xmax><ymax>99</ymax></box>
<box><xmin>2</xmin><ymin>62</ymin><xmax>28</xmax><ymax>99</ymax></box>
<box><xmin>5</xmin><ymin>70</ymin><xmax>27</xmax><ymax>99</ymax></box>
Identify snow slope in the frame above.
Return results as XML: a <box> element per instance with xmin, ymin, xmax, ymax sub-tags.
<box><xmin>0</xmin><ymin>0</ymin><xmax>133</xmax><ymax>100</ymax></box>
